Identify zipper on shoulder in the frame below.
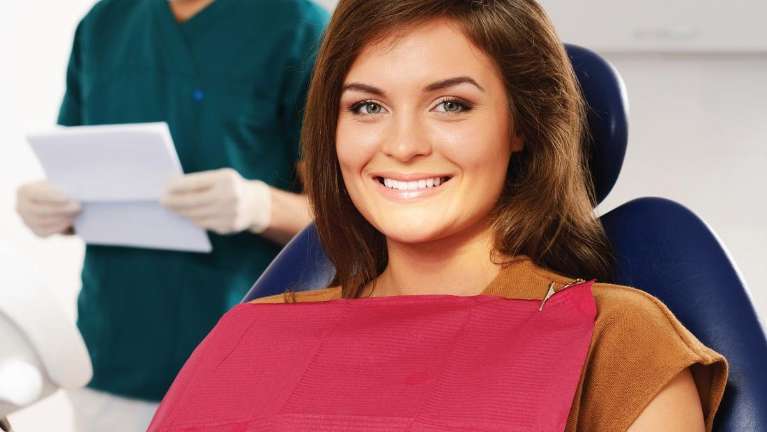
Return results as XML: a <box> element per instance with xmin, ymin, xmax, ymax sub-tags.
<box><xmin>538</xmin><ymin>278</ymin><xmax>586</xmax><ymax>312</ymax></box>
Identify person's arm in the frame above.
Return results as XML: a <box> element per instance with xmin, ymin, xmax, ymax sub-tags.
<box><xmin>627</xmin><ymin>367</ymin><xmax>705</xmax><ymax>431</ymax></box>
<box><xmin>260</xmin><ymin>184</ymin><xmax>311</xmax><ymax>245</ymax></box>
<box><xmin>161</xmin><ymin>168</ymin><xmax>311</xmax><ymax>245</ymax></box>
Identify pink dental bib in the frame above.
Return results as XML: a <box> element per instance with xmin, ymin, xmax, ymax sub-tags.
<box><xmin>149</xmin><ymin>282</ymin><xmax>596</xmax><ymax>432</ymax></box>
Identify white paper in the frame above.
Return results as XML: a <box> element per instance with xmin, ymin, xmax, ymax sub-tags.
<box><xmin>27</xmin><ymin>123</ymin><xmax>212</xmax><ymax>253</ymax></box>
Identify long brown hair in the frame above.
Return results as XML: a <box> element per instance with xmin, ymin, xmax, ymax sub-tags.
<box><xmin>302</xmin><ymin>0</ymin><xmax>613</xmax><ymax>298</ymax></box>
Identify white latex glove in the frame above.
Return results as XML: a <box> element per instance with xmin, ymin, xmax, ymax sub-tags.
<box><xmin>161</xmin><ymin>168</ymin><xmax>271</xmax><ymax>235</ymax></box>
<box><xmin>15</xmin><ymin>180</ymin><xmax>80</xmax><ymax>238</ymax></box>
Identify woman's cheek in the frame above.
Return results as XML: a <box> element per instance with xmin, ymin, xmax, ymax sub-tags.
<box><xmin>429</xmin><ymin>121</ymin><xmax>488</xmax><ymax>167</ymax></box>
<box><xmin>336</xmin><ymin>120</ymin><xmax>384</xmax><ymax>171</ymax></box>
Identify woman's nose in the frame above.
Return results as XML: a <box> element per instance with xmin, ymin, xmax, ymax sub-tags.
<box><xmin>380</xmin><ymin>114</ymin><xmax>433</xmax><ymax>162</ymax></box>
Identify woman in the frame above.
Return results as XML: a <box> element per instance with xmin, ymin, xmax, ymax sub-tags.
<box><xmin>148</xmin><ymin>1</ymin><xmax>727</xmax><ymax>431</ymax></box>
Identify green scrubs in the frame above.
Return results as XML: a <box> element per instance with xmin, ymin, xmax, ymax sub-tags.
<box><xmin>58</xmin><ymin>0</ymin><xmax>328</xmax><ymax>401</ymax></box>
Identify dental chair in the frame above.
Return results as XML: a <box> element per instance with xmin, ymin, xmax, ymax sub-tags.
<box><xmin>243</xmin><ymin>45</ymin><xmax>767</xmax><ymax>431</ymax></box>
<box><xmin>0</xmin><ymin>247</ymin><xmax>92</xmax><ymax>431</ymax></box>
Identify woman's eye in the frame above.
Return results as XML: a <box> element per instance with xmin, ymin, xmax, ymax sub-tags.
<box><xmin>351</xmin><ymin>101</ymin><xmax>386</xmax><ymax>115</ymax></box>
<box><xmin>433</xmin><ymin>99</ymin><xmax>471</xmax><ymax>113</ymax></box>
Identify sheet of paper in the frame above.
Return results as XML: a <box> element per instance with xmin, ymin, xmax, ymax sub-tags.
<box><xmin>74</xmin><ymin>202</ymin><xmax>211</xmax><ymax>253</ymax></box>
<box><xmin>27</xmin><ymin>122</ymin><xmax>183</xmax><ymax>201</ymax></box>
<box><xmin>27</xmin><ymin>123</ymin><xmax>212</xmax><ymax>253</ymax></box>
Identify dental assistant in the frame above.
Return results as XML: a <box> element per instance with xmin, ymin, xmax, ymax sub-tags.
<box><xmin>14</xmin><ymin>0</ymin><xmax>328</xmax><ymax>430</ymax></box>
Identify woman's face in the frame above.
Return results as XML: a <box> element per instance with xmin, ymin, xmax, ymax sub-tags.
<box><xmin>336</xmin><ymin>20</ymin><xmax>522</xmax><ymax>245</ymax></box>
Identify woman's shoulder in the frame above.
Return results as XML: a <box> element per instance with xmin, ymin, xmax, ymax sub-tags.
<box><xmin>591</xmin><ymin>282</ymin><xmax>701</xmax><ymax>343</ymax></box>
<box><xmin>589</xmin><ymin>281</ymin><xmax>724</xmax><ymax>367</ymax></box>
<box><xmin>569</xmin><ymin>281</ymin><xmax>728</xmax><ymax>431</ymax></box>
<box><xmin>520</xmin><ymin>258</ymin><xmax>718</xmax><ymax>359</ymax></box>
<box><xmin>248</xmin><ymin>287</ymin><xmax>343</xmax><ymax>304</ymax></box>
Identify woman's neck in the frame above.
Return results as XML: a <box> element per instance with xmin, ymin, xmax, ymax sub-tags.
<box><xmin>367</xmin><ymin>220</ymin><xmax>503</xmax><ymax>297</ymax></box>
<box><xmin>168</xmin><ymin>0</ymin><xmax>215</xmax><ymax>23</ymax></box>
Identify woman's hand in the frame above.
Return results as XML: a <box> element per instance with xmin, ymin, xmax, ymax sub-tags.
<box><xmin>15</xmin><ymin>180</ymin><xmax>80</xmax><ymax>238</ymax></box>
<box><xmin>627</xmin><ymin>367</ymin><xmax>705</xmax><ymax>431</ymax></box>
<box><xmin>161</xmin><ymin>168</ymin><xmax>271</xmax><ymax>235</ymax></box>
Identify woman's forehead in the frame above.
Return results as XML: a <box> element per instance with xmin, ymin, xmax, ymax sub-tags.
<box><xmin>344</xmin><ymin>19</ymin><xmax>500</xmax><ymax>89</ymax></box>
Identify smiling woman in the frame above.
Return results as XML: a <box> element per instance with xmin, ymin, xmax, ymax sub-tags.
<box><xmin>147</xmin><ymin>1</ymin><xmax>727</xmax><ymax>431</ymax></box>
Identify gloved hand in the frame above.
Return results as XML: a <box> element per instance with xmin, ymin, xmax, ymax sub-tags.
<box><xmin>15</xmin><ymin>180</ymin><xmax>81</xmax><ymax>238</ymax></box>
<box><xmin>161</xmin><ymin>168</ymin><xmax>272</xmax><ymax>235</ymax></box>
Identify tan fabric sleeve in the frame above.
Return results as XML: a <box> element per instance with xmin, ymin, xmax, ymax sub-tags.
<box><xmin>566</xmin><ymin>284</ymin><xmax>728</xmax><ymax>432</ymax></box>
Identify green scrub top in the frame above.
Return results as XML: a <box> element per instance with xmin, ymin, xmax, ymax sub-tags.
<box><xmin>58</xmin><ymin>0</ymin><xmax>328</xmax><ymax>401</ymax></box>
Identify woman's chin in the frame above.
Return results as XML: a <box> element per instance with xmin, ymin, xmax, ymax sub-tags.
<box><xmin>375</xmin><ymin>220</ymin><xmax>452</xmax><ymax>246</ymax></box>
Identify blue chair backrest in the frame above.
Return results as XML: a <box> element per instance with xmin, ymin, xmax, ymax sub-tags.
<box><xmin>243</xmin><ymin>44</ymin><xmax>767</xmax><ymax>431</ymax></box>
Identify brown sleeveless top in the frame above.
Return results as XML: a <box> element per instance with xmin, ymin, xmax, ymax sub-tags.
<box><xmin>252</xmin><ymin>258</ymin><xmax>728</xmax><ymax>432</ymax></box>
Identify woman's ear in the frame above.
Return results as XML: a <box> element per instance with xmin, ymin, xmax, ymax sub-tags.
<box><xmin>510</xmin><ymin>134</ymin><xmax>524</xmax><ymax>153</ymax></box>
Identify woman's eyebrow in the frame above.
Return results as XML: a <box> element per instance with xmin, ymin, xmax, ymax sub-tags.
<box><xmin>341</xmin><ymin>77</ymin><xmax>484</xmax><ymax>96</ymax></box>
<box><xmin>424</xmin><ymin>76</ymin><xmax>485</xmax><ymax>92</ymax></box>
<box><xmin>341</xmin><ymin>83</ymin><xmax>385</xmax><ymax>96</ymax></box>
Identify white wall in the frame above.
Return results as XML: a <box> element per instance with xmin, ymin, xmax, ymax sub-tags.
<box><xmin>3</xmin><ymin>1</ymin><xmax>93</xmax><ymax>429</ymax></box>
<box><xmin>2</xmin><ymin>1</ymin><xmax>91</xmax><ymax>314</ymax></box>
<box><xmin>3</xmin><ymin>0</ymin><xmax>765</xmax><ymax>430</ymax></box>
<box><xmin>540</xmin><ymin>0</ymin><xmax>767</xmax><ymax>52</ymax></box>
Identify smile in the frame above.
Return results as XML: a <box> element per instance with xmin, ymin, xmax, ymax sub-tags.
<box><xmin>371</xmin><ymin>174</ymin><xmax>454</xmax><ymax>202</ymax></box>
<box><xmin>376</xmin><ymin>176</ymin><xmax>452</xmax><ymax>191</ymax></box>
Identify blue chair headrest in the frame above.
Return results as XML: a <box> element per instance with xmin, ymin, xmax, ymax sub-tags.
<box><xmin>566</xmin><ymin>44</ymin><xmax>629</xmax><ymax>205</ymax></box>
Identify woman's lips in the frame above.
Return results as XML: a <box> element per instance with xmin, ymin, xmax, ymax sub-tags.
<box><xmin>371</xmin><ymin>174</ymin><xmax>453</xmax><ymax>202</ymax></box>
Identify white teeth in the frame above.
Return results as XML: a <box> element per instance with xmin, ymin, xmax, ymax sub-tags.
<box><xmin>380</xmin><ymin>176</ymin><xmax>447</xmax><ymax>191</ymax></box>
